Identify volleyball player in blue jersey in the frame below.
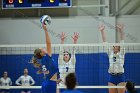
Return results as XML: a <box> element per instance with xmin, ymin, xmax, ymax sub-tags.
<box><xmin>31</xmin><ymin>23</ymin><xmax>61</xmax><ymax>93</ymax></box>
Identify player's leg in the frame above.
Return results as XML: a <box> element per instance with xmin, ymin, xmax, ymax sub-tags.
<box><xmin>117</xmin><ymin>74</ymin><xmax>126</xmax><ymax>93</ymax></box>
<box><xmin>108</xmin><ymin>74</ymin><xmax>118</xmax><ymax>93</ymax></box>
<box><xmin>21</xmin><ymin>90</ymin><xmax>26</xmax><ymax>93</ymax></box>
<box><xmin>108</xmin><ymin>82</ymin><xmax>117</xmax><ymax>93</ymax></box>
<box><xmin>27</xmin><ymin>90</ymin><xmax>31</xmax><ymax>93</ymax></box>
<box><xmin>117</xmin><ymin>82</ymin><xmax>126</xmax><ymax>93</ymax></box>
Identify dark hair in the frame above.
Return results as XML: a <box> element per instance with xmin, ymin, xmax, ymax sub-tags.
<box><xmin>126</xmin><ymin>81</ymin><xmax>137</xmax><ymax>93</ymax></box>
<box><xmin>65</xmin><ymin>73</ymin><xmax>77</xmax><ymax>89</ymax></box>
<box><xmin>4</xmin><ymin>71</ymin><xmax>8</xmax><ymax>74</ymax></box>
<box><xmin>34</xmin><ymin>48</ymin><xmax>42</xmax><ymax>59</ymax></box>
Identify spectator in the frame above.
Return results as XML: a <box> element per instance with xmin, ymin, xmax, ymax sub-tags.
<box><xmin>15</xmin><ymin>68</ymin><xmax>35</xmax><ymax>93</ymax></box>
<box><xmin>0</xmin><ymin>71</ymin><xmax>12</xmax><ymax>93</ymax></box>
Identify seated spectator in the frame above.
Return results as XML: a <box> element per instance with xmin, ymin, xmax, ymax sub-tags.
<box><xmin>15</xmin><ymin>68</ymin><xmax>35</xmax><ymax>93</ymax></box>
<box><xmin>0</xmin><ymin>71</ymin><xmax>12</xmax><ymax>93</ymax></box>
<box><xmin>125</xmin><ymin>81</ymin><xmax>137</xmax><ymax>93</ymax></box>
<box><xmin>62</xmin><ymin>73</ymin><xmax>83</xmax><ymax>93</ymax></box>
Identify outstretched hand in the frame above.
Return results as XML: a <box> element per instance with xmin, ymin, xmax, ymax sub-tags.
<box><xmin>98</xmin><ymin>24</ymin><xmax>105</xmax><ymax>32</ymax></box>
<box><xmin>60</xmin><ymin>32</ymin><xmax>67</xmax><ymax>44</ymax></box>
<box><xmin>116</xmin><ymin>24</ymin><xmax>124</xmax><ymax>33</ymax></box>
<box><xmin>42</xmin><ymin>23</ymin><xmax>48</xmax><ymax>31</ymax></box>
<box><xmin>71</xmin><ymin>32</ymin><xmax>79</xmax><ymax>44</ymax></box>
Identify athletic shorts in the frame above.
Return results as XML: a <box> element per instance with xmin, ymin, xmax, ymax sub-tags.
<box><xmin>0</xmin><ymin>89</ymin><xmax>10</xmax><ymax>93</ymax></box>
<box><xmin>41</xmin><ymin>80</ymin><xmax>56</xmax><ymax>93</ymax></box>
<box><xmin>109</xmin><ymin>73</ymin><xmax>125</xmax><ymax>85</ymax></box>
<box><xmin>21</xmin><ymin>89</ymin><xmax>30</xmax><ymax>92</ymax></box>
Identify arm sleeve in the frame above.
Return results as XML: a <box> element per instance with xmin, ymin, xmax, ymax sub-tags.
<box><xmin>120</xmin><ymin>40</ymin><xmax>125</xmax><ymax>55</ymax></box>
<box><xmin>30</xmin><ymin>76</ymin><xmax>35</xmax><ymax>85</ymax></box>
<box><xmin>71</xmin><ymin>46</ymin><xmax>76</xmax><ymax>65</ymax></box>
<box><xmin>58</xmin><ymin>46</ymin><xmax>64</xmax><ymax>65</ymax></box>
<box><xmin>0</xmin><ymin>78</ymin><xmax>2</xmax><ymax>86</ymax></box>
<box><xmin>15</xmin><ymin>76</ymin><xmax>21</xmax><ymax>85</ymax></box>
<box><xmin>9</xmin><ymin>78</ymin><xmax>12</xmax><ymax>86</ymax></box>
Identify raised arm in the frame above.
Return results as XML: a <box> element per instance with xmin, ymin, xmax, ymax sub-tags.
<box><xmin>116</xmin><ymin>24</ymin><xmax>124</xmax><ymax>41</ymax></box>
<box><xmin>58</xmin><ymin>32</ymin><xmax>66</xmax><ymax>64</ymax></box>
<box><xmin>98</xmin><ymin>25</ymin><xmax>106</xmax><ymax>42</ymax></box>
<box><xmin>60</xmin><ymin>32</ymin><xmax>67</xmax><ymax>44</ymax></box>
<box><xmin>116</xmin><ymin>24</ymin><xmax>125</xmax><ymax>54</ymax></box>
<box><xmin>71</xmin><ymin>32</ymin><xmax>79</xmax><ymax>64</ymax></box>
<box><xmin>58</xmin><ymin>32</ymin><xmax>67</xmax><ymax>64</ymax></box>
<box><xmin>98</xmin><ymin>25</ymin><xmax>111</xmax><ymax>54</ymax></box>
<box><xmin>42</xmin><ymin>23</ymin><xmax>52</xmax><ymax>57</ymax></box>
<box><xmin>71</xmin><ymin>32</ymin><xmax>79</xmax><ymax>44</ymax></box>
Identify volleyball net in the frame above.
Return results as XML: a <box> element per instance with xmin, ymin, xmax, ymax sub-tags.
<box><xmin>0</xmin><ymin>43</ymin><xmax>140</xmax><ymax>92</ymax></box>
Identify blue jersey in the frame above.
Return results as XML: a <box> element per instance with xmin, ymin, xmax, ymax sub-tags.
<box><xmin>41</xmin><ymin>54</ymin><xmax>59</xmax><ymax>80</ymax></box>
<box><xmin>62</xmin><ymin>89</ymin><xmax>83</xmax><ymax>93</ymax></box>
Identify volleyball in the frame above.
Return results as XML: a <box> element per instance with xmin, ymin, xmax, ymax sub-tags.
<box><xmin>40</xmin><ymin>15</ymin><xmax>51</xmax><ymax>25</ymax></box>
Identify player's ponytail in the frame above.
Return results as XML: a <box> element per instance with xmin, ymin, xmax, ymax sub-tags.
<box><xmin>34</xmin><ymin>48</ymin><xmax>43</xmax><ymax>59</ymax></box>
<box><xmin>31</xmin><ymin>56</ymin><xmax>42</xmax><ymax>69</ymax></box>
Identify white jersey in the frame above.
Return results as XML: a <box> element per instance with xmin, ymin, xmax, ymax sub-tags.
<box><xmin>108</xmin><ymin>51</ymin><xmax>124</xmax><ymax>73</ymax></box>
<box><xmin>105</xmin><ymin>40</ymin><xmax>125</xmax><ymax>73</ymax></box>
<box><xmin>59</xmin><ymin>58</ymin><xmax>75</xmax><ymax>80</ymax></box>
<box><xmin>0</xmin><ymin>77</ymin><xmax>12</xmax><ymax>86</ymax></box>
<box><xmin>16</xmin><ymin>75</ymin><xmax>35</xmax><ymax>86</ymax></box>
<box><xmin>58</xmin><ymin>47</ymin><xmax>76</xmax><ymax>86</ymax></box>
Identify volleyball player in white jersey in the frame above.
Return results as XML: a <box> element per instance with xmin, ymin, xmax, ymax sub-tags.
<box><xmin>15</xmin><ymin>68</ymin><xmax>35</xmax><ymax>93</ymax></box>
<box><xmin>99</xmin><ymin>24</ymin><xmax>125</xmax><ymax>93</ymax></box>
<box><xmin>0</xmin><ymin>72</ymin><xmax>12</xmax><ymax>93</ymax></box>
<box><xmin>58</xmin><ymin>32</ymin><xmax>79</xmax><ymax>86</ymax></box>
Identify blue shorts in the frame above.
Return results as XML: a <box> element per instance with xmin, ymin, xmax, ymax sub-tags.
<box><xmin>109</xmin><ymin>73</ymin><xmax>125</xmax><ymax>85</ymax></box>
<box><xmin>21</xmin><ymin>89</ymin><xmax>30</xmax><ymax>92</ymax></box>
<box><xmin>0</xmin><ymin>89</ymin><xmax>10</xmax><ymax>93</ymax></box>
<box><xmin>41</xmin><ymin>80</ymin><xmax>56</xmax><ymax>93</ymax></box>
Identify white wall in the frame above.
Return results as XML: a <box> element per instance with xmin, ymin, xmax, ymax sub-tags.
<box><xmin>117</xmin><ymin>15</ymin><xmax>140</xmax><ymax>43</ymax></box>
<box><xmin>77</xmin><ymin>0</ymin><xmax>99</xmax><ymax>16</ymax></box>
<box><xmin>0</xmin><ymin>15</ymin><xmax>140</xmax><ymax>45</ymax></box>
<box><xmin>133</xmin><ymin>7</ymin><xmax>140</xmax><ymax>15</ymax></box>
<box><xmin>0</xmin><ymin>16</ymin><xmax>116</xmax><ymax>44</ymax></box>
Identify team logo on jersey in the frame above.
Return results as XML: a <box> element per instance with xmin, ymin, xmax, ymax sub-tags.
<box><xmin>42</xmin><ymin>65</ymin><xmax>50</xmax><ymax>74</ymax></box>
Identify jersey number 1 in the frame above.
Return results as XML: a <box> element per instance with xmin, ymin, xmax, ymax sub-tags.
<box><xmin>66</xmin><ymin>67</ymin><xmax>69</xmax><ymax>72</ymax></box>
